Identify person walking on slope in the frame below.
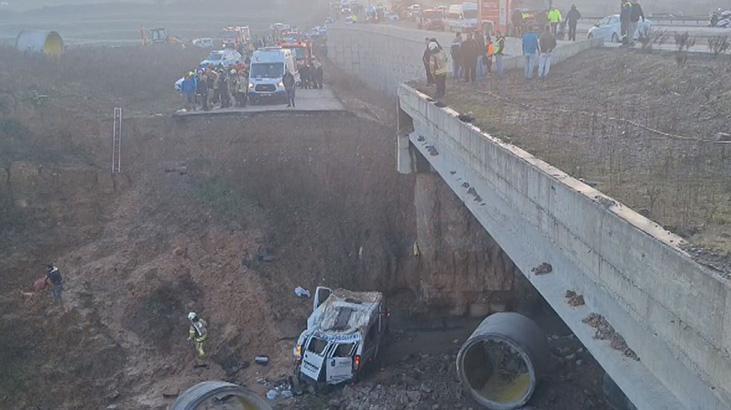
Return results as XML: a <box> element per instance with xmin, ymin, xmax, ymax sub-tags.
<box><xmin>46</xmin><ymin>264</ymin><xmax>63</xmax><ymax>303</ymax></box>
<box><xmin>283</xmin><ymin>70</ymin><xmax>296</xmax><ymax>108</ymax></box>
<box><xmin>522</xmin><ymin>30</ymin><xmax>540</xmax><ymax>80</ymax></box>
<box><xmin>547</xmin><ymin>7</ymin><xmax>562</xmax><ymax>36</ymax></box>
<box><xmin>187</xmin><ymin>312</ymin><xmax>208</xmax><ymax>360</ymax></box>
<box><xmin>538</xmin><ymin>25</ymin><xmax>557</xmax><ymax>79</ymax></box>
<box><xmin>428</xmin><ymin>40</ymin><xmax>449</xmax><ymax>101</ymax></box>
<box><xmin>422</xmin><ymin>37</ymin><xmax>434</xmax><ymax>85</ymax></box>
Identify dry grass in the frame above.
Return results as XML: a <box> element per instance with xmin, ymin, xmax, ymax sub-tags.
<box><xmin>415</xmin><ymin>48</ymin><xmax>731</xmax><ymax>255</ymax></box>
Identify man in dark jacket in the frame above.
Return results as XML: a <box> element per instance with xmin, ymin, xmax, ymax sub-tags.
<box><xmin>197</xmin><ymin>71</ymin><xmax>209</xmax><ymax>111</ymax></box>
<box><xmin>461</xmin><ymin>32</ymin><xmax>479</xmax><ymax>83</ymax></box>
<box><xmin>283</xmin><ymin>70</ymin><xmax>296</xmax><ymax>107</ymax></box>
<box><xmin>450</xmin><ymin>32</ymin><xmax>462</xmax><ymax>79</ymax></box>
<box><xmin>218</xmin><ymin>70</ymin><xmax>230</xmax><ymax>108</ymax></box>
<box><xmin>46</xmin><ymin>265</ymin><xmax>63</xmax><ymax>303</ymax></box>
<box><xmin>511</xmin><ymin>8</ymin><xmax>524</xmax><ymax>37</ymax></box>
<box><xmin>629</xmin><ymin>2</ymin><xmax>645</xmax><ymax>45</ymax></box>
<box><xmin>422</xmin><ymin>37</ymin><xmax>434</xmax><ymax>85</ymax></box>
<box><xmin>538</xmin><ymin>25</ymin><xmax>557</xmax><ymax>79</ymax></box>
<box><xmin>475</xmin><ymin>31</ymin><xmax>486</xmax><ymax>79</ymax></box>
<box><xmin>312</xmin><ymin>59</ymin><xmax>324</xmax><ymax>89</ymax></box>
<box><xmin>566</xmin><ymin>5</ymin><xmax>581</xmax><ymax>41</ymax></box>
<box><xmin>620</xmin><ymin>1</ymin><xmax>632</xmax><ymax>45</ymax></box>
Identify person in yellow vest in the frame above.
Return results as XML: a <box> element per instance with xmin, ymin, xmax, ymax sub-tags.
<box><xmin>187</xmin><ymin>312</ymin><xmax>208</xmax><ymax>360</ymax></box>
<box><xmin>547</xmin><ymin>7</ymin><xmax>562</xmax><ymax>36</ymax></box>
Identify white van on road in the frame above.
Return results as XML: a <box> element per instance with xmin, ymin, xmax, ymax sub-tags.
<box><xmin>294</xmin><ymin>287</ymin><xmax>387</xmax><ymax>387</ymax></box>
<box><xmin>446</xmin><ymin>2</ymin><xmax>479</xmax><ymax>32</ymax></box>
<box><xmin>248</xmin><ymin>48</ymin><xmax>298</xmax><ymax>104</ymax></box>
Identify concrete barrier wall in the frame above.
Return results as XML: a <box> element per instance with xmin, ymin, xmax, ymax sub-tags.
<box><xmin>399</xmin><ymin>84</ymin><xmax>731</xmax><ymax>410</ymax></box>
<box><xmin>327</xmin><ymin>23</ymin><xmax>601</xmax><ymax>96</ymax></box>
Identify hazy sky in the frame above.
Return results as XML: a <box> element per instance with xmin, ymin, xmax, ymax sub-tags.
<box><xmin>4</xmin><ymin>0</ymin><xmax>727</xmax><ymax>14</ymax></box>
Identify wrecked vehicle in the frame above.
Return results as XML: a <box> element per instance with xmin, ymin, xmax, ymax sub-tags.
<box><xmin>293</xmin><ymin>287</ymin><xmax>387</xmax><ymax>386</ymax></box>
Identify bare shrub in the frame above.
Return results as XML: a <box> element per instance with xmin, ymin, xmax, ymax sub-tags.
<box><xmin>708</xmin><ymin>35</ymin><xmax>730</xmax><ymax>57</ymax></box>
<box><xmin>674</xmin><ymin>32</ymin><xmax>695</xmax><ymax>66</ymax></box>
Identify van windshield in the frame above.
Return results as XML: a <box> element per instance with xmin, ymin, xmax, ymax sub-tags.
<box><xmin>251</xmin><ymin>62</ymin><xmax>284</xmax><ymax>78</ymax></box>
<box><xmin>207</xmin><ymin>53</ymin><xmax>223</xmax><ymax>61</ymax></box>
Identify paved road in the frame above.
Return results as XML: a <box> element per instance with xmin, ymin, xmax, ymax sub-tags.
<box><xmin>173</xmin><ymin>87</ymin><xmax>344</xmax><ymax>117</ymax></box>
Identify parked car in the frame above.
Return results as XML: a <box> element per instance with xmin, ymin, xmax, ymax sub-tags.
<box><xmin>587</xmin><ymin>14</ymin><xmax>654</xmax><ymax>43</ymax></box>
<box><xmin>199</xmin><ymin>49</ymin><xmax>242</xmax><ymax>68</ymax></box>
<box><xmin>192</xmin><ymin>38</ymin><xmax>214</xmax><ymax>48</ymax></box>
<box><xmin>294</xmin><ymin>287</ymin><xmax>388</xmax><ymax>386</ymax></box>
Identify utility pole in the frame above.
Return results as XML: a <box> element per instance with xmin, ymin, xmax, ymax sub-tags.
<box><xmin>112</xmin><ymin>107</ymin><xmax>122</xmax><ymax>174</ymax></box>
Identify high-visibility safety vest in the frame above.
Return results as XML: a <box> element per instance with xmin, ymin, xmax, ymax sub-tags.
<box><xmin>548</xmin><ymin>9</ymin><xmax>562</xmax><ymax>23</ymax></box>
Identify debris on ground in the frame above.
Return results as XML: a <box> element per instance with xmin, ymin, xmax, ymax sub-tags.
<box><xmin>532</xmin><ymin>262</ymin><xmax>553</xmax><ymax>275</ymax></box>
<box><xmin>294</xmin><ymin>287</ymin><xmax>311</xmax><ymax>298</ymax></box>
<box><xmin>255</xmin><ymin>355</ymin><xmax>270</xmax><ymax>366</ymax></box>
<box><xmin>425</xmin><ymin>145</ymin><xmax>439</xmax><ymax>156</ymax></box>
<box><xmin>565</xmin><ymin>290</ymin><xmax>585</xmax><ymax>307</ymax></box>
<box><xmin>582</xmin><ymin>313</ymin><xmax>639</xmax><ymax>361</ymax></box>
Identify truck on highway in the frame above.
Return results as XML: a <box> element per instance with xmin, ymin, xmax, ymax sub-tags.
<box><xmin>293</xmin><ymin>287</ymin><xmax>388</xmax><ymax>386</ymax></box>
<box><xmin>247</xmin><ymin>48</ymin><xmax>298</xmax><ymax>105</ymax></box>
<box><xmin>446</xmin><ymin>2</ymin><xmax>479</xmax><ymax>32</ymax></box>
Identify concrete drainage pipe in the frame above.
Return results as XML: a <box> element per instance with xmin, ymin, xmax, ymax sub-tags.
<box><xmin>171</xmin><ymin>381</ymin><xmax>271</xmax><ymax>410</ymax></box>
<box><xmin>456</xmin><ymin>312</ymin><xmax>549</xmax><ymax>410</ymax></box>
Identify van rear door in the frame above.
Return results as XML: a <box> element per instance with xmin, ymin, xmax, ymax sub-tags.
<box><xmin>300</xmin><ymin>336</ymin><xmax>328</xmax><ymax>382</ymax></box>
<box><xmin>326</xmin><ymin>342</ymin><xmax>356</xmax><ymax>384</ymax></box>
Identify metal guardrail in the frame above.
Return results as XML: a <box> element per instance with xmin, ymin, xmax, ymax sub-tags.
<box><xmin>585</xmin><ymin>15</ymin><xmax>710</xmax><ymax>27</ymax></box>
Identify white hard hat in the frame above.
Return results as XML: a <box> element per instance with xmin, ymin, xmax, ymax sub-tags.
<box><xmin>428</xmin><ymin>41</ymin><xmax>438</xmax><ymax>51</ymax></box>
<box><xmin>188</xmin><ymin>312</ymin><xmax>197</xmax><ymax>321</ymax></box>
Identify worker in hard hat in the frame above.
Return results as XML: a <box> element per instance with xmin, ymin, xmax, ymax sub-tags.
<box><xmin>187</xmin><ymin>312</ymin><xmax>208</xmax><ymax>360</ymax></box>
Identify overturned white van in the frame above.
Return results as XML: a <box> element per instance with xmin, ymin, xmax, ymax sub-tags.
<box><xmin>293</xmin><ymin>287</ymin><xmax>387</xmax><ymax>386</ymax></box>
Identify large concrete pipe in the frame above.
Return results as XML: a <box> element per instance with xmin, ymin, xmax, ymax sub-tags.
<box><xmin>15</xmin><ymin>31</ymin><xmax>64</xmax><ymax>57</ymax></box>
<box><xmin>171</xmin><ymin>381</ymin><xmax>271</xmax><ymax>410</ymax></box>
<box><xmin>456</xmin><ymin>312</ymin><xmax>549</xmax><ymax>409</ymax></box>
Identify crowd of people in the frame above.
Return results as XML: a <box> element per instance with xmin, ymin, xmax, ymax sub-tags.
<box><xmin>422</xmin><ymin>24</ymin><xmax>557</xmax><ymax>101</ymax></box>
<box><xmin>179</xmin><ymin>57</ymin><xmax>325</xmax><ymax>112</ymax></box>
<box><xmin>180</xmin><ymin>62</ymin><xmax>251</xmax><ymax>112</ymax></box>
<box><xmin>421</xmin><ymin>1</ymin><xmax>649</xmax><ymax>101</ymax></box>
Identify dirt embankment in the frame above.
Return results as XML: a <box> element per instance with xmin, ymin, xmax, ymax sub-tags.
<box><xmin>0</xmin><ymin>103</ymin><xmax>524</xmax><ymax>408</ymax></box>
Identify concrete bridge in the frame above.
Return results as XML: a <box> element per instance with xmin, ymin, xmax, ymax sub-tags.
<box><xmin>328</xmin><ymin>24</ymin><xmax>731</xmax><ymax>410</ymax></box>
